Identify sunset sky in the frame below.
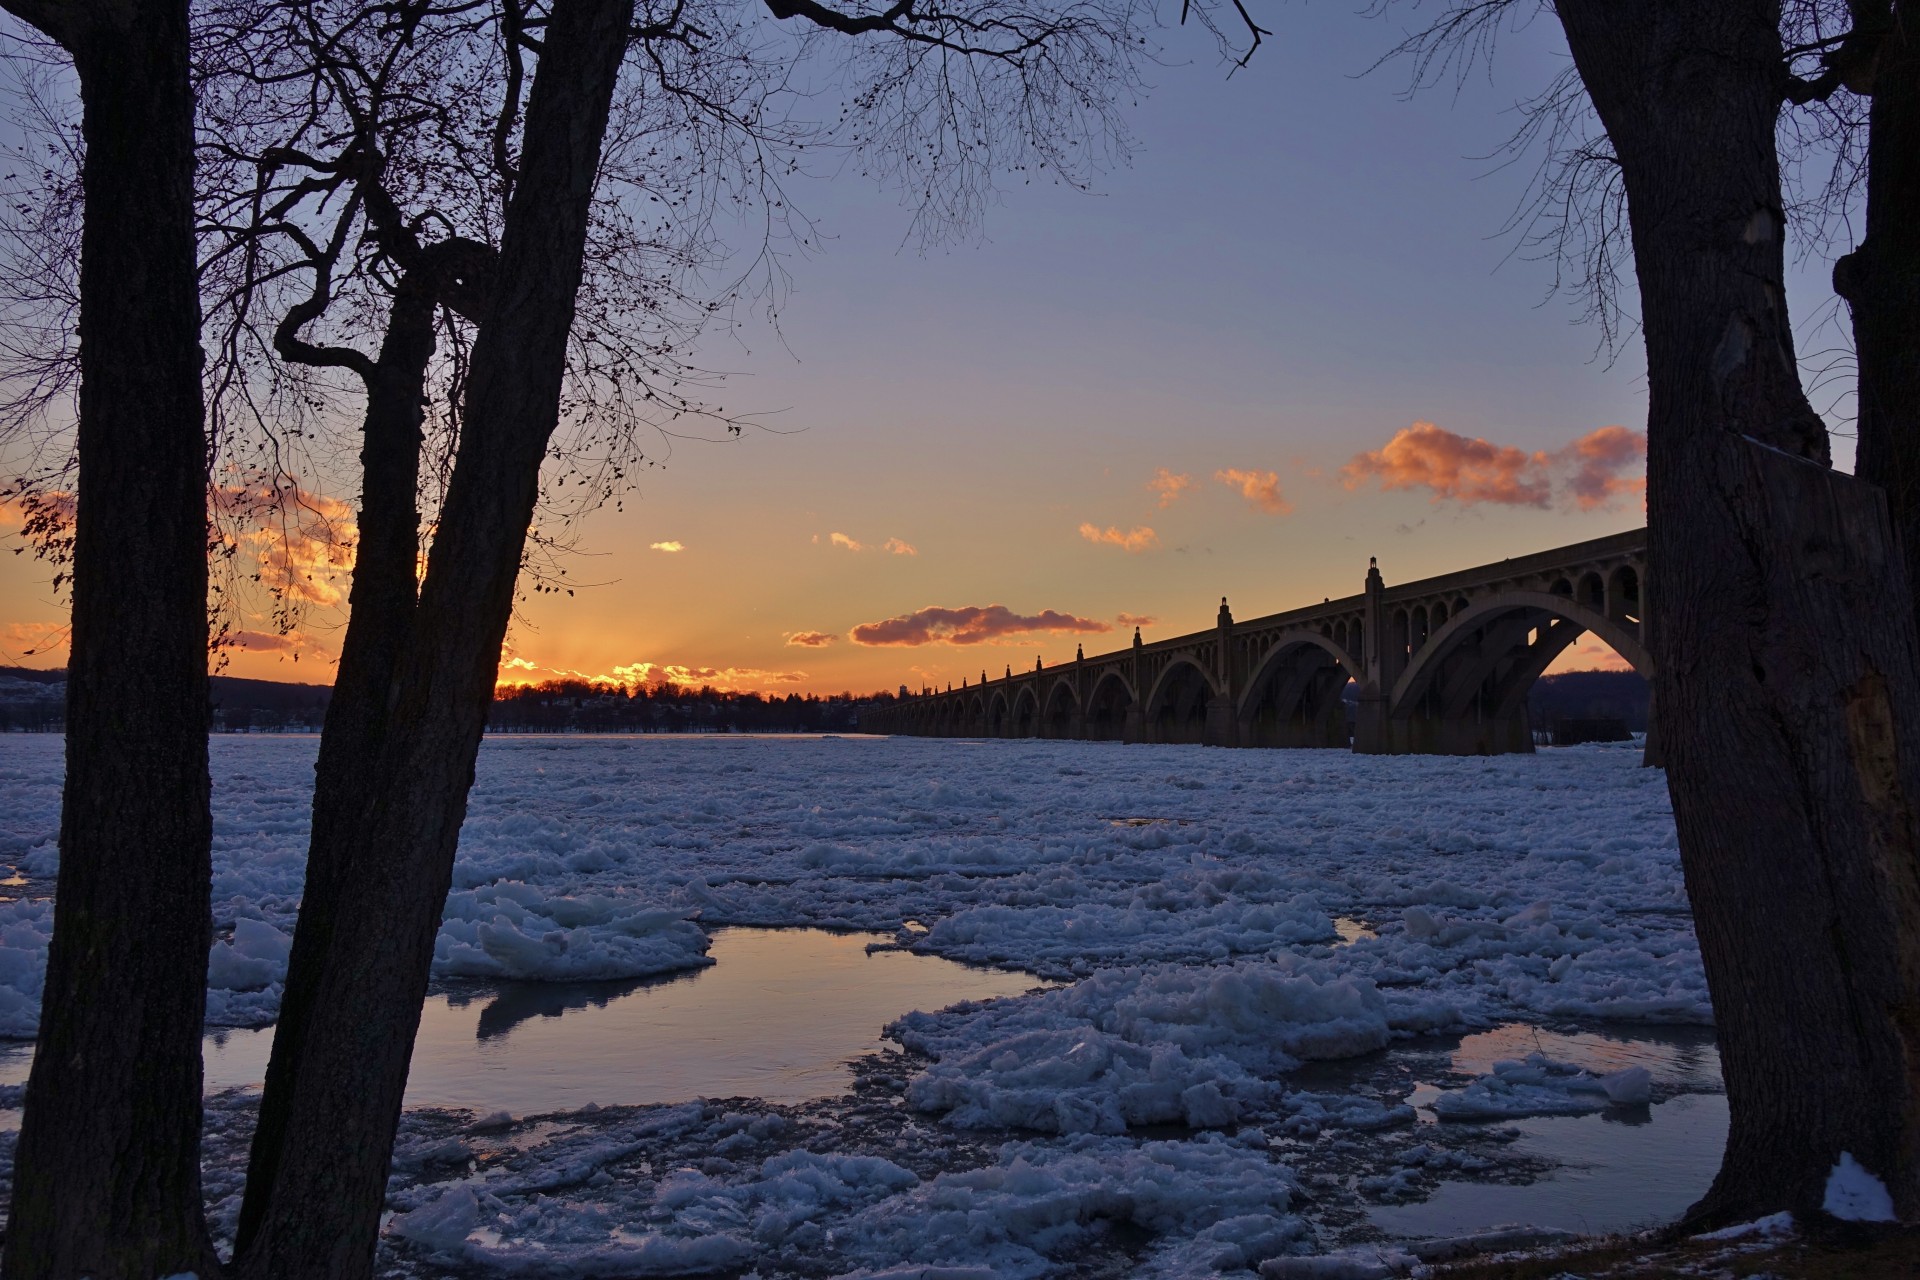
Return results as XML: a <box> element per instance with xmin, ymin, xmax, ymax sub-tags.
<box><xmin>0</xmin><ymin>5</ymin><xmax>1853</xmax><ymax>694</ymax></box>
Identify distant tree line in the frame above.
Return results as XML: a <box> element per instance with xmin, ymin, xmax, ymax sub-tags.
<box><xmin>0</xmin><ymin>666</ymin><xmax>901</xmax><ymax>734</ymax></box>
<box><xmin>487</xmin><ymin>680</ymin><xmax>901</xmax><ymax>733</ymax></box>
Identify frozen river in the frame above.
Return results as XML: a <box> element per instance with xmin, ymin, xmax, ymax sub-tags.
<box><xmin>0</xmin><ymin>733</ymin><xmax>1717</xmax><ymax>1276</ymax></box>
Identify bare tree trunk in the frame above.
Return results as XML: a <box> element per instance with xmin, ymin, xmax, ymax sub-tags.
<box><xmin>235</xmin><ymin>272</ymin><xmax>436</xmax><ymax>1254</ymax></box>
<box><xmin>233</xmin><ymin>1</ymin><xmax>634</xmax><ymax>1273</ymax></box>
<box><xmin>1555</xmin><ymin>0</ymin><xmax>1920</xmax><ymax>1226</ymax></box>
<box><xmin>1839</xmin><ymin>2</ymin><xmax>1920</xmax><ymax>633</ymax></box>
<box><xmin>0</xmin><ymin>0</ymin><xmax>217</xmax><ymax>1275</ymax></box>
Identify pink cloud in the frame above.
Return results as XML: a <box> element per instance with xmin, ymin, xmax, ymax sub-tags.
<box><xmin>1078</xmin><ymin>523</ymin><xmax>1159</xmax><ymax>552</ymax></box>
<box><xmin>829</xmin><ymin>532</ymin><xmax>864</xmax><ymax>551</ymax></box>
<box><xmin>1115</xmin><ymin>612</ymin><xmax>1157</xmax><ymax>628</ymax></box>
<box><xmin>882</xmin><ymin>537</ymin><xmax>918</xmax><ymax>556</ymax></box>
<box><xmin>1215</xmin><ymin>468</ymin><xmax>1292</xmax><ymax>515</ymax></box>
<box><xmin>1561</xmin><ymin>426</ymin><xmax>1647</xmax><ymax>511</ymax></box>
<box><xmin>1341</xmin><ymin>422</ymin><xmax>1646</xmax><ymax>512</ymax></box>
<box><xmin>850</xmin><ymin>605</ymin><xmax>1113</xmax><ymax>647</ymax></box>
<box><xmin>785</xmin><ymin>631</ymin><xmax>836</xmax><ymax>647</ymax></box>
<box><xmin>1147</xmin><ymin>468</ymin><xmax>1196</xmax><ymax>509</ymax></box>
<box><xmin>1342</xmin><ymin>423</ymin><xmax>1553</xmax><ymax>507</ymax></box>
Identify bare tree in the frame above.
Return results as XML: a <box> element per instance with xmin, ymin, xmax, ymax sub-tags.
<box><xmin>1825</xmin><ymin>2</ymin><xmax>1920</xmax><ymax>635</ymax></box>
<box><xmin>0</xmin><ymin>0</ymin><xmax>216</xmax><ymax>1276</ymax></box>
<box><xmin>3</xmin><ymin>0</ymin><xmax>1265</xmax><ymax>1273</ymax></box>
<box><xmin>1391</xmin><ymin>0</ymin><xmax>1920</xmax><ymax>1227</ymax></box>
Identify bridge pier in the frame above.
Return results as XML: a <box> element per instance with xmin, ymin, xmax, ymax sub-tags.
<box><xmin>1204</xmin><ymin>696</ymin><xmax>1237</xmax><ymax>747</ymax></box>
<box><xmin>1353</xmin><ymin>688</ymin><xmax>1390</xmax><ymax>754</ymax></box>
<box><xmin>1385</xmin><ymin>705</ymin><xmax>1534</xmax><ymax>756</ymax></box>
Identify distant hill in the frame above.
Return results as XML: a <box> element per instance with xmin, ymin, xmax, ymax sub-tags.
<box><xmin>0</xmin><ymin>665</ymin><xmax>334</xmax><ymax>732</ymax></box>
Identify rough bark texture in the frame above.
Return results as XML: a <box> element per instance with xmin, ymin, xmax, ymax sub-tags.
<box><xmin>1839</xmin><ymin>2</ymin><xmax>1920</xmax><ymax>634</ymax></box>
<box><xmin>1555</xmin><ymin>0</ymin><xmax>1920</xmax><ymax>1226</ymax></box>
<box><xmin>235</xmin><ymin>271</ymin><xmax>437</xmax><ymax>1256</ymax></box>
<box><xmin>0</xmin><ymin>0</ymin><xmax>216</xmax><ymax>1275</ymax></box>
<box><xmin>233</xmin><ymin>1</ymin><xmax>635</xmax><ymax>1273</ymax></box>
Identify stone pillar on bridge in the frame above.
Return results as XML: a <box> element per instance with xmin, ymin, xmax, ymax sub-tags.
<box><xmin>1354</xmin><ymin>557</ymin><xmax>1392</xmax><ymax>754</ymax></box>
<box><xmin>1206</xmin><ymin>596</ymin><xmax>1238</xmax><ymax>747</ymax></box>
<box><xmin>1124</xmin><ymin>627</ymin><xmax>1146</xmax><ymax>744</ymax></box>
<box><xmin>1071</xmin><ymin>644</ymin><xmax>1087</xmax><ymax>739</ymax></box>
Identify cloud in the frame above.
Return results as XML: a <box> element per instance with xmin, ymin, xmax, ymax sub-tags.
<box><xmin>1215</xmin><ymin>468</ymin><xmax>1292</xmax><ymax>515</ymax></box>
<box><xmin>1342</xmin><ymin>422</ymin><xmax>1554</xmax><ymax>507</ymax></box>
<box><xmin>2</xmin><ymin>620</ymin><xmax>68</xmax><ymax>656</ymax></box>
<box><xmin>785</xmin><ymin>631</ymin><xmax>836</xmax><ymax>647</ymax></box>
<box><xmin>611</xmin><ymin>662</ymin><xmax>809</xmax><ymax>692</ymax></box>
<box><xmin>497</xmin><ymin>651</ymin><xmax>809</xmax><ymax>694</ymax></box>
<box><xmin>850</xmin><ymin>604</ymin><xmax>1113</xmax><ymax>647</ymax></box>
<box><xmin>211</xmin><ymin>482</ymin><xmax>359</xmax><ymax>608</ymax></box>
<box><xmin>1115</xmin><ymin>612</ymin><xmax>1157</xmax><ymax>628</ymax></box>
<box><xmin>649</xmin><ymin>540</ymin><xmax>684</xmax><ymax>553</ymax></box>
<box><xmin>1341</xmin><ymin>421</ymin><xmax>1645</xmax><ymax>513</ymax></box>
<box><xmin>827</xmin><ymin>531</ymin><xmax>917</xmax><ymax>555</ymax></box>
<box><xmin>1561</xmin><ymin>426</ymin><xmax>1648</xmax><ymax>511</ymax></box>
<box><xmin>0</xmin><ymin>491</ymin><xmax>76</xmax><ymax>533</ymax></box>
<box><xmin>1545</xmin><ymin>639</ymin><xmax>1635</xmax><ymax>674</ymax></box>
<box><xmin>228</xmin><ymin>629</ymin><xmax>305</xmax><ymax>653</ymax></box>
<box><xmin>1147</xmin><ymin>468</ymin><xmax>1196</xmax><ymax>509</ymax></box>
<box><xmin>1078</xmin><ymin>523</ymin><xmax>1159</xmax><ymax>553</ymax></box>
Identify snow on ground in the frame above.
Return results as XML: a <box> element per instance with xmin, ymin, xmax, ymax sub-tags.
<box><xmin>0</xmin><ymin>733</ymin><xmax>1707</xmax><ymax>1275</ymax></box>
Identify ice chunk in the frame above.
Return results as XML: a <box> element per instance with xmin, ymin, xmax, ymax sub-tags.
<box><xmin>206</xmin><ymin>918</ymin><xmax>292</xmax><ymax>992</ymax></box>
<box><xmin>389</xmin><ymin>1185</ymin><xmax>480</xmax><ymax>1251</ymax></box>
<box><xmin>1694</xmin><ymin>1210</ymin><xmax>1794</xmax><ymax>1241</ymax></box>
<box><xmin>1428</xmin><ymin>1054</ymin><xmax>1650</xmax><ymax>1120</ymax></box>
<box><xmin>1598</xmin><ymin>1065</ymin><xmax>1651</xmax><ymax>1104</ymax></box>
<box><xmin>896</xmin><ymin>960</ymin><xmax>1391</xmax><ymax>1133</ymax></box>
<box><xmin>1823</xmin><ymin>1152</ymin><xmax>1896</xmax><ymax>1222</ymax></box>
<box><xmin>434</xmin><ymin>883</ymin><xmax>712</xmax><ymax>982</ymax></box>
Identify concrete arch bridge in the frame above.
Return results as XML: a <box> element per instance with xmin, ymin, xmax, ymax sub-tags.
<box><xmin>862</xmin><ymin>528</ymin><xmax>1652</xmax><ymax>758</ymax></box>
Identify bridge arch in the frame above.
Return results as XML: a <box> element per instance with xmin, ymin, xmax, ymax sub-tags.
<box><xmin>1041</xmin><ymin>678</ymin><xmax>1079</xmax><ymax>739</ymax></box>
<box><xmin>1083</xmin><ymin>669</ymin><xmax>1135</xmax><ymax>741</ymax></box>
<box><xmin>1388</xmin><ymin>590</ymin><xmax>1651</xmax><ymax>754</ymax></box>
<box><xmin>1144</xmin><ymin>656</ymin><xmax>1220</xmax><ymax>745</ymax></box>
<box><xmin>985</xmin><ymin>689</ymin><xmax>1011</xmax><ymax>738</ymax></box>
<box><xmin>1237</xmin><ymin>630</ymin><xmax>1361</xmax><ymax>749</ymax></box>
<box><xmin>1011</xmin><ymin>685</ymin><xmax>1040</xmax><ymax>738</ymax></box>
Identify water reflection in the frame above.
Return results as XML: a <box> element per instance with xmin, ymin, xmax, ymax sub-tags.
<box><xmin>1371</xmin><ymin>1093</ymin><xmax>1728</xmax><ymax>1239</ymax></box>
<box><xmin>1447</xmin><ymin>1024</ymin><xmax>1722</xmax><ymax>1090</ymax></box>
<box><xmin>461</xmin><ymin>972</ymin><xmax>693</xmax><ymax>1041</ymax></box>
<box><xmin>398</xmin><ymin>926</ymin><xmax>1044</xmax><ymax>1114</ymax></box>
<box><xmin>0</xmin><ymin>927</ymin><xmax>1043</xmax><ymax>1120</ymax></box>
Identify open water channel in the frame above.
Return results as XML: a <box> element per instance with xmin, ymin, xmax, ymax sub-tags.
<box><xmin>0</xmin><ymin>924</ymin><xmax>1725</xmax><ymax>1247</ymax></box>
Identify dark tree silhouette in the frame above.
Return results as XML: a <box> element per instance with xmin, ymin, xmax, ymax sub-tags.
<box><xmin>1828</xmin><ymin>2</ymin><xmax>1920</xmax><ymax>636</ymax></box>
<box><xmin>1395</xmin><ymin>0</ymin><xmax>1920</xmax><ymax>1226</ymax></box>
<box><xmin>3</xmin><ymin>0</ymin><xmax>1264</xmax><ymax>1273</ymax></box>
<box><xmin>0</xmin><ymin>1</ymin><xmax>217</xmax><ymax>1277</ymax></box>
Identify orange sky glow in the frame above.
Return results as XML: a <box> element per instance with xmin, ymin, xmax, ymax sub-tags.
<box><xmin>5</xmin><ymin>416</ymin><xmax>1650</xmax><ymax>695</ymax></box>
<box><xmin>1</xmin><ymin>24</ymin><xmax>1698</xmax><ymax>697</ymax></box>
